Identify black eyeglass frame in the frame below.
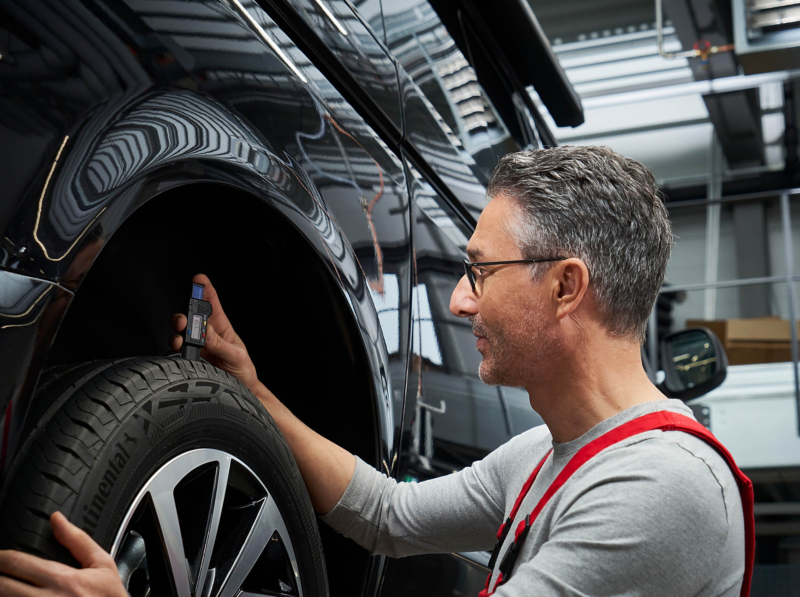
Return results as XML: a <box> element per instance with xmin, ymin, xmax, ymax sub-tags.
<box><xmin>462</xmin><ymin>257</ymin><xmax>567</xmax><ymax>294</ymax></box>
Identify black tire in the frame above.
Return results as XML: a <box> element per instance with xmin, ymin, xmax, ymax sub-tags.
<box><xmin>11</xmin><ymin>359</ymin><xmax>119</xmax><ymax>444</ymax></box>
<box><xmin>0</xmin><ymin>357</ymin><xmax>328</xmax><ymax>597</ymax></box>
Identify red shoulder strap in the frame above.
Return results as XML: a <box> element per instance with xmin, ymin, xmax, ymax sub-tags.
<box><xmin>482</xmin><ymin>411</ymin><xmax>755</xmax><ymax>597</ymax></box>
<box><xmin>626</xmin><ymin>412</ymin><xmax>755</xmax><ymax>597</ymax></box>
<box><xmin>523</xmin><ymin>411</ymin><xmax>755</xmax><ymax>597</ymax></box>
<box><xmin>497</xmin><ymin>449</ymin><xmax>552</xmax><ymax>541</ymax></box>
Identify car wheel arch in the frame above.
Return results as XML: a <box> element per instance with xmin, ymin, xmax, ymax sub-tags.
<box><xmin>29</xmin><ymin>177</ymin><xmax>393</xmax><ymax>595</ymax></box>
<box><xmin>45</xmin><ymin>179</ymin><xmax>381</xmax><ymax>458</ymax></box>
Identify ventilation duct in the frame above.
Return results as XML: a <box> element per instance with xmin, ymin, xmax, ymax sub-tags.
<box><xmin>734</xmin><ymin>0</ymin><xmax>800</xmax><ymax>73</ymax></box>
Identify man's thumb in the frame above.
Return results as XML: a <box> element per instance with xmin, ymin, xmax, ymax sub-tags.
<box><xmin>50</xmin><ymin>511</ymin><xmax>111</xmax><ymax>569</ymax></box>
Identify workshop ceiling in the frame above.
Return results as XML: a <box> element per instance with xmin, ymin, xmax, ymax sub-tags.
<box><xmin>526</xmin><ymin>0</ymin><xmax>798</xmax><ymax>196</ymax></box>
<box><xmin>528</xmin><ymin>0</ymin><xmax>657</xmax><ymax>45</ymax></box>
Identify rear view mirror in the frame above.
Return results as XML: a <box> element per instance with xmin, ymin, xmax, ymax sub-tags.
<box><xmin>659</xmin><ymin>327</ymin><xmax>728</xmax><ymax>401</ymax></box>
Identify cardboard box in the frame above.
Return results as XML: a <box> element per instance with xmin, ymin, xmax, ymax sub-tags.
<box><xmin>686</xmin><ymin>317</ymin><xmax>797</xmax><ymax>366</ymax></box>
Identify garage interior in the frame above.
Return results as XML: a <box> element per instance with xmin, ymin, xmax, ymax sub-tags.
<box><xmin>2</xmin><ymin>0</ymin><xmax>800</xmax><ymax>594</ymax></box>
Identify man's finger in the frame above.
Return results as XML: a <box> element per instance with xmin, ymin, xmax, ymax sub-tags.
<box><xmin>192</xmin><ymin>274</ymin><xmax>235</xmax><ymax>340</ymax></box>
<box><xmin>0</xmin><ymin>574</ymin><xmax>39</xmax><ymax>597</ymax></box>
<box><xmin>169</xmin><ymin>334</ymin><xmax>183</xmax><ymax>351</ymax></box>
<box><xmin>50</xmin><ymin>512</ymin><xmax>111</xmax><ymax>570</ymax></box>
<box><xmin>171</xmin><ymin>313</ymin><xmax>187</xmax><ymax>332</ymax></box>
<box><xmin>0</xmin><ymin>549</ymin><xmax>65</xmax><ymax>587</ymax></box>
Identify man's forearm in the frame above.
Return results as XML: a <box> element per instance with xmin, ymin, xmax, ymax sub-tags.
<box><xmin>251</xmin><ymin>381</ymin><xmax>356</xmax><ymax>514</ymax></box>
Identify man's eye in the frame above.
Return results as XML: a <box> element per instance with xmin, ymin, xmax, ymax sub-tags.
<box><xmin>474</xmin><ymin>267</ymin><xmax>488</xmax><ymax>277</ymax></box>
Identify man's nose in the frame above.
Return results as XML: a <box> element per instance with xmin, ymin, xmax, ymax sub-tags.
<box><xmin>450</xmin><ymin>274</ymin><xmax>478</xmax><ymax>318</ymax></box>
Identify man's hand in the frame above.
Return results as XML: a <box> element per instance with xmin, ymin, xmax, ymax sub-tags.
<box><xmin>0</xmin><ymin>512</ymin><xmax>127</xmax><ymax>596</ymax></box>
<box><xmin>170</xmin><ymin>273</ymin><xmax>260</xmax><ymax>392</ymax></box>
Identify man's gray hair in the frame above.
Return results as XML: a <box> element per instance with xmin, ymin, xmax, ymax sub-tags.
<box><xmin>487</xmin><ymin>145</ymin><xmax>673</xmax><ymax>343</ymax></box>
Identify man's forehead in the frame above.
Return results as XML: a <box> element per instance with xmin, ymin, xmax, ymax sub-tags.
<box><xmin>467</xmin><ymin>196</ymin><xmax>518</xmax><ymax>260</ymax></box>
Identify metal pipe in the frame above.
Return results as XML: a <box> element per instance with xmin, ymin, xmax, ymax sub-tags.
<box><xmin>660</xmin><ymin>275</ymin><xmax>791</xmax><ymax>294</ymax></box>
<box><xmin>578</xmin><ymin>67</ymin><xmax>800</xmax><ymax>109</ymax></box>
<box><xmin>665</xmin><ymin>187</ymin><xmax>800</xmax><ymax>210</ymax></box>
<box><xmin>655</xmin><ymin>0</ymin><xmax>734</xmax><ymax>60</ymax></box>
<box><xmin>780</xmin><ymin>192</ymin><xmax>800</xmax><ymax>436</ymax></box>
<box><xmin>704</xmin><ymin>202</ymin><xmax>720</xmax><ymax>318</ymax></box>
<box><xmin>785</xmin><ymin>82</ymin><xmax>799</xmax><ymax>173</ymax></box>
<box><xmin>656</xmin><ymin>0</ymin><xmax>698</xmax><ymax>59</ymax></box>
<box><xmin>753</xmin><ymin>502</ymin><xmax>800</xmax><ymax>516</ymax></box>
<box><xmin>704</xmin><ymin>134</ymin><xmax>722</xmax><ymax>319</ymax></box>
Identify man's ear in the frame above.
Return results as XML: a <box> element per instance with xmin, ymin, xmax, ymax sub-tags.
<box><xmin>552</xmin><ymin>258</ymin><xmax>590</xmax><ymax>320</ymax></box>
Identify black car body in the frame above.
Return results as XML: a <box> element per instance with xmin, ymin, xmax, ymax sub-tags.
<box><xmin>0</xmin><ymin>0</ymin><xmax>583</xmax><ymax>594</ymax></box>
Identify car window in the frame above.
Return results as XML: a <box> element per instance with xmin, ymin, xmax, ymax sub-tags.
<box><xmin>348</xmin><ymin>0</ymin><xmax>386</xmax><ymax>47</ymax></box>
<box><xmin>274</xmin><ymin>0</ymin><xmax>402</xmax><ymax>132</ymax></box>
<box><xmin>383</xmin><ymin>0</ymin><xmax>518</xmax><ymax>178</ymax></box>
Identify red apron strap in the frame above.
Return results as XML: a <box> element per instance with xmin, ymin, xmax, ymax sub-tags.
<box><xmin>480</xmin><ymin>411</ymin><xmax>755</xmax><ymax>597</ymax></box>
<box><xmin>480</xmin><ymin>450</ymin><xmax>552</xmax><ymax>597</ymax></box>
<box><xmin>499</xmin><ymin>449</ymin><xmax>552</xmax><ymax>540</ymax></box>
<box><xmin>630</xmin><ymin>412</ymin><xmax>756</xmax><ymax>597</ymax></box>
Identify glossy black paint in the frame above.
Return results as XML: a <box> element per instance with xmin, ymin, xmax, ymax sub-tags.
<box><xmin>0</xmin><ymin>0</ymin><xmax>554</xmax><ymax>595</ymax></box>
<box><xmin>0</xmin><ymin>270</ymin><xmax>73</xmax><ymax>471</ymax></box>
<box><xmin>268</xmin><ymin>0</ymin><xmax>402</xmax><ymax>133</ymax></box>
<box><xmin>380</xmin><ymin>551</ymin><xmax>489</xmax><ymax>597</ymax></box>
<box><xmin>0</xmin><ymin>0</ymin><xmax>408</xmax><ymax>467</ymax></box>
<box><xmin>383</xmin><ymin>2</ymin><xmax>519</xmax><ymax>182</ymax></box>
<box><xmin>398</xmin><ymin>62</ymin><xmax>487</xmax><ymax>216</ymax></box>
<box><xmin>0</xmin><ymin>8</ymin><xmax>408</xmax><ymax>594</ymax></box>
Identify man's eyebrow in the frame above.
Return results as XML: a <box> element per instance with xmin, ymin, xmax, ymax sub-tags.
<box><xmin>467</xmin><ymin>247</ymin><xmax>484</xmax><ymax>260</ymax></box>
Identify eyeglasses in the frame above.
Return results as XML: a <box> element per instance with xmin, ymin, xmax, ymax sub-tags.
<box><xmin>462</xmin><ymin>257</ymin><xmax>567</xmax><ymax>295</ymax></box>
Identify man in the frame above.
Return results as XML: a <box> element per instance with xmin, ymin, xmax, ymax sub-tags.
<box><xmin>0</xmin><ymin>146</ymin><xmax>747</xmax><ymax>596</ymax></box>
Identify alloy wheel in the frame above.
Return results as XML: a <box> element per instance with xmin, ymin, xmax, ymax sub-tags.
<box><xmin>111</xmin><ymin>449</ymin><xmax>303</xmax><ymax>597</ymax></box>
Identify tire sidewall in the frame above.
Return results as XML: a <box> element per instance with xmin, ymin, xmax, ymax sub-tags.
<box><xmin>61</xmin><ymin>361</ymin><xmax>325</xmax><ymax>596</ymax></box>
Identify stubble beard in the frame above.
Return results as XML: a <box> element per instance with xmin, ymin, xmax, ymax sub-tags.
<box><xmin>472</xmin><ymin>309</ymin><xmax>557</xmax><ymax>387</ymax></box>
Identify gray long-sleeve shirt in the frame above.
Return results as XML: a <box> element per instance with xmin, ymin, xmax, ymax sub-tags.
<box><xmin>321</xmin><ymin>399</ymin><xmax>745</xmax><ymax>596</ymax></box>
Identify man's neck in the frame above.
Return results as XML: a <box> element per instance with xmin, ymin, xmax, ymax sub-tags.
<box><xmin>524</xmin><ymin>333</ymin><xmax>666</xmax><ymax>444</ymax></box>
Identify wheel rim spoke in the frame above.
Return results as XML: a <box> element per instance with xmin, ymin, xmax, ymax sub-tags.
<box><xmin>112</xmin><ymin>449</ymin><xmax>304</xmax><ymax>597</ymax></box>
<box><xmin>194</xmin><ymin>455</ymin><xmax>231</xmax><ymax>597</ymax></box>
<box><xmin>150</xmin><ymin>484</ymin><xmax>192</xmax><ymax>597</ymax></box>
<box><xmin>146</xmin><ymin>450</ymin><xmax>228</xmax><ymax>597</ymax></box>
<box><xmin>217</xmin><ymin>495</ymin><xmax>302</xmax><ymax>597</ymax></box>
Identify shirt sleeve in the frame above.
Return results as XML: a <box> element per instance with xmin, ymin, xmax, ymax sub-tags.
<box><xmin>493</xmin><ymin>438</ymin><xmax>742</xmax><ymax>597</ymax></box>
<box><xmin>320</xmin><ymin>429</ymin><xmax>549</xmax><ymax>558</ymax></box>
